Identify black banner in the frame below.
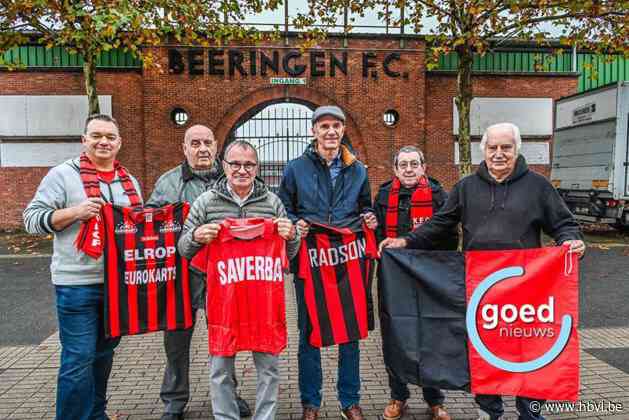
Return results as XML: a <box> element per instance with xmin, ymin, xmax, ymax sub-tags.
<box><xmin>379</xmin><ymin>248</ymin><xmax>470</xmax><ymax>390</ymax></box>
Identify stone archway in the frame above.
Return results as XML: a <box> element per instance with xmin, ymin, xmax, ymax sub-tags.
<box><xmin>214</xmin><ymin>85</ymin><xmax>367</xmax><ymax>162</ymax></box>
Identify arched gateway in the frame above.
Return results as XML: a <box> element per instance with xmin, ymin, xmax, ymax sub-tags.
<box><xmin>217</xmin><ymin>88</ymin><xmax>367</xmax><ymax>190</ymax></box>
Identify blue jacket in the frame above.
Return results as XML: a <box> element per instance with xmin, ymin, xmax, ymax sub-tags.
<box><xmin>278</xmin><ymin>143</ymin><xmax>373</xmax><ymax>225</ymax></box>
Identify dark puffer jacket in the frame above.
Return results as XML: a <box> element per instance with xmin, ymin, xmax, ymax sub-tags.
<box><xmin>405</xmin><ymin>155</ymin><xmax>582</xmax><ymax>251</ymax></box>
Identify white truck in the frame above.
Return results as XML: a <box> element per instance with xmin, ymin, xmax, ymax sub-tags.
<box><xmin>551</xmin><ymin>82</ymin><xmax>629</xmax><ymax>229</ymax></box>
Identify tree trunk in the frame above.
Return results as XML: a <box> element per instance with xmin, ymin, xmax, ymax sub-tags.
<box><xmin>83</xmin><ymin>53</ymin><xmax>100</xmax><ymax>114</ymax></box>
<box><xmin>455</xmin><ymin>47</ymin><xmax>474</xmax><ymax>178</ymax></box>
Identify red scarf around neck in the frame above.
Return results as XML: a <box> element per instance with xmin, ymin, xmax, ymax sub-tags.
<box><xmin>385</xmin><ymin>176</ymin><xmax>433</xmax><ymax>238</ymax></box>
<box><xmin>75</xmin><ymin>153</ymin><xmax>141</xmax><ymax>258</ymax></box>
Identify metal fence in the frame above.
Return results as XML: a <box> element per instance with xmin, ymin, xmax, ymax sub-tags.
<box><xmin>230</xmin><ymin>104</ymin><xmax>313</xmax><ymax>191</ymax></box>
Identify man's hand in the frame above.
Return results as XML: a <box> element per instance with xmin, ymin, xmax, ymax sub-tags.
<box><xmin>74</xmin><ymin>197</ymin><xmax>105</xmax><ymax>221</ymax></box>
<box><xmin>362</xmin><ymin>212</ymin><xmax>378</xmax><ymax>230</ymax></box>
<box><xmin>296</xmin><ymin>219</ymin><xmax>310</xmax><ymax>238</ymax></box>
<box><xmin>275</xmin><ymin>218</ymin><xmax>296</xmax><ymax>240</ymax></box>
<box><xmin>563</xmin><ymin>239</ymin><xmax>586</xmax><ymax>258</ymax></box>
<box><xmin>378</xmin><ymin>237</ymin><xmax>408</xmax><ymax>254</ymax></box>
<box><xmin>193</xmin><ymin>223</ymin><xmax>221</xmax><ymax>244</ymax></box>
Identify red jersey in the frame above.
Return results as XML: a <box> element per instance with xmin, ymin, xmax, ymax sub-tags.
<box><xmin>99</xmin><ymin>203</ymin><xmax>193</xmax><ymax>338</ymax></box>
<box><xmin>191</xmin><ymin>218</ymin><xmax>288</xmax><ymax>356</ymax></box>
<box><xmin>298</xmin><ymin>221</ymin><xmax>378</xmax><ymax>347</ymax></box>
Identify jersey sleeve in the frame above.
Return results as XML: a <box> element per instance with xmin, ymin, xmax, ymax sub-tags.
<box><xmin>297</xmin><ymin>239</ymin><xmax>309</xmax><ymax>280</ymax></box>
<box><xmin>75</xmin><ymin>204</ymin><xmax>112</xmax><ymax>259</ymax></box>
<box><xmin>189</xmin><ymin>244</ymin><xmax>209</xmax><ymax>274</ymax></box>
<box><xmin>362</xmin><ymin>223</ymin><xmax>379</xmax><ymax>259</ymax></box>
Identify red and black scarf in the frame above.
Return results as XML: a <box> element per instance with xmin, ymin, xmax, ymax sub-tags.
<box><xmin>385</xmin><ymin>176</ymin><xmax>433</xmax><ymax>238</ymax></box>
<box><xmin>75</xmin><ymin>153</ymin><xmax>141</xmax><ymax>258</ymax></box>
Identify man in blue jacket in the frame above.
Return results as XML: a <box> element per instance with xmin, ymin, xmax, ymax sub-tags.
<box><xmin>279</xmin><ymin>105</ymin><xmax>377</xmax><ymax>420</ymax></box>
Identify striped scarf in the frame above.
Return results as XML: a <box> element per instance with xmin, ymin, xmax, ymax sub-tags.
<box><xmin>385</xmin><ymin>176</ymin><xmax>433</xmax><ymax>238</ymax></box>
<box><xmin>75</xmin><ymin>153</ymin><xmax>141</xmax><ymax>258</ymax></box>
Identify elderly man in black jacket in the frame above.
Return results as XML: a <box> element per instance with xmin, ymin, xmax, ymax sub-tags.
<box><xmin>374</xmin><ymin>145</ymin><xmax>456</xmax><ymax>420</ymax></box>
<box><xmin>374</xmin><ymin>145</ymin><xmax>457</xmax><ymax>250</ymax></box>
<box><xmin>381</xmin><ymin>122</ymin><xmax>584</xmax><ymax>420</ymax></box>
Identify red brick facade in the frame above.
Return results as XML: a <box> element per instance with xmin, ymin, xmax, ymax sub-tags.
<box><xmin>0</xmin><ymin>36</ymin><xmax>577</xmax><ymax>229</ymax></box>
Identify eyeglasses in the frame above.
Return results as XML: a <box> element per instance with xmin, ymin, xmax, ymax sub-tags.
<box><xmin>87</xmin><ymin>132</ymin><xmax>119</xmax><ymax>142</ymax></box>
<box><xmin>397</xmin><ymin>160</ymin><xmax>422</xmax><ymax>170</ymax></box>
<box><xmin>224</xmin><ymin>160</ymin><xmax>257</xmax><ymax>172</ymax></box>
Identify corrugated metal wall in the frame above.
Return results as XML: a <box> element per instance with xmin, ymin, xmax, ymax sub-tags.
<box><xmin>576</xmin><ymin>54</ymin><xmax>629</xmax><ymax>92</ymax></box>
<box><xmin>437</xmin><ymin>51</ymin><xmax>628</xmax><ymax>92</ymax></box>
<box><xmin>438</xmin><ymin>51</ymin><xmax>574</xmax><ymax>73</ymax></box>
<box><xmin>1</xmin><ymin>45</ymin><xmax>141</xmax><ymax>68</ymax></box>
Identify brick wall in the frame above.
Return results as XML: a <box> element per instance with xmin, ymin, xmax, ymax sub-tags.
<box><xmin>424</xmin><ymin>73</ymin><xmax>578</xmax><ymax>190</ymax></box>
<box><xmin>0</xmin><ymin>37</ymin><xmax>579</xmax><ymax>229</ymax></box>
<box><xmin>141</xmin><ymin>37</ymin><xmax>426</xmax><ymax>194</ymax></box>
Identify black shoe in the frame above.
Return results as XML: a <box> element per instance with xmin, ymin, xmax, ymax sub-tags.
<box><xmin>160</xmin><ymin>413</ymin><xmax>184</xmax><ymax>420</ymax></box>
<box><xmin>237</xmin><ymin>395</ymin><xmax>252</xmax><ymax>417</ymax></box>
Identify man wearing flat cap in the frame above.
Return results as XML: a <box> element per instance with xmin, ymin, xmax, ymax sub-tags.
<box><xmin>279</xmin><ymin>105</ymin><xmax>377</xmax><ymax>420</ymax></box>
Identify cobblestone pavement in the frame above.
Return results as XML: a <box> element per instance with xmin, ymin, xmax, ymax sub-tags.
<box><xmin>2</xmin><ymin>278</ymin><xmax>629</xmax><ymax>420</ymax></box>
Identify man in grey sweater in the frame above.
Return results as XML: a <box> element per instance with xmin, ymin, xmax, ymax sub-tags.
<box><xmin>23</xmin><ymin>114</ymin><xmax>143</xmax><ymax>420</ymax></box>
<box><xmin>178</xmin><ymin>140</ymin><xmax>300</xmax><ymax>420</ymax></box>
<box><xmin>147</xmin><ymin>125</ymin><xmax>251</xmax><ymax>420</ymax></box>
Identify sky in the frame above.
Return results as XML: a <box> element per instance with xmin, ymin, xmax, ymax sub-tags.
<box><xmin>238</xmin><ymin>1</ymin><xmax>564</xmax><ymax>36</ymax></box>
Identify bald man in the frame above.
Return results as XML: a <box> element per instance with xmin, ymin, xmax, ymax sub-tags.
<box><xmin>147</xmin><ymin>125</ymin><xmax>251</xmax><ymax>420</ymax></box>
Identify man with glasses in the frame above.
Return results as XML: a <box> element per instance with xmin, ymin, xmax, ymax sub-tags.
<box><xmin>147</xmin><ymin>125</ymin><xmax>251</xmax><ymax>420</ymax></box>
<box><xmin>178</xmin><ymin>140</ymin><xmax>300</xmax><ymax>420</ymax></box>
<box><xmin>24</xmin><ymin>114</ymin><xmax>143</xmax><ymax>420</ymax></box>
<box><xmin>278</xmin><ymin>105</ymin><xmax>377</xmax><ymax>420</ymax></box>
<box><xmin>373</xmin><ymin>145</ymin><xmax>456</xmax><ymax>420</ymax></box>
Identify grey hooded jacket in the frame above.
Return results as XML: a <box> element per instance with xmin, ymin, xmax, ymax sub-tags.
<box><xmin>23</xmin><ymin>157</ymin><xmax>143</xmax><ymax>286</ymax></box>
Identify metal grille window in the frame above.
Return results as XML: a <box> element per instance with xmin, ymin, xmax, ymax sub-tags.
<box><xmin>230</xmin><ymin>104</ymin><xmax>313</xmax><ymax>192</ymax></box>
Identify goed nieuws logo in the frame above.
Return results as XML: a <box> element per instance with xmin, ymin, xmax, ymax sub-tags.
<box><xmin>465</xmin><ymin>266</ymin><xmax>573</xmax><ymax>373</ymax></box>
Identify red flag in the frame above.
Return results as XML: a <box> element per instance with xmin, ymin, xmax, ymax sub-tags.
<box><xmin>465</xmin><ymin>247</ymin><xmax>579</xmax><ymax>401</ymax></box>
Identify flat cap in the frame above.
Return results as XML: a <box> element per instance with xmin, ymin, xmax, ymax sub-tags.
<box><xmin>311</xmin><ymin>105</ymin><xmax>346</xmax><ymax>124</ymax></box>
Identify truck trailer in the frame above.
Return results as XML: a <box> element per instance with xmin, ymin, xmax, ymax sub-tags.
<box><xmin>551</xmin><ymin>82</ymin><xmax>629</xmax><ymax>229</ymax></box>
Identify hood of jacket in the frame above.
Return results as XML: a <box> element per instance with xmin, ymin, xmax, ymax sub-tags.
<box><xmin>477</xmin><ymin>154</ymin><xmax>529</xmax><ymax>185</ymax></box>
<box><xmin>475</xmin><ymin>155</ymin><xmax>529</xmax><ymax>212</ymax></box>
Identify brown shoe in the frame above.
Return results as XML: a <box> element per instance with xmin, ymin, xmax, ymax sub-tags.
<box><xmin>430</xmin><ymin>404</ymin><xmax>451</xmax><ymax>420</ymax></box>
<box><xmin>382</xmin><ymin>399</ymin><xmax>408</xmax><ymax>420</ymax></box>
<box><xmin>301</xmin><ymin>407</ymin><xmax>319</xmax><ymax>420</ymax></box>
<box><xmin>341</xmin><ymin>404</ymin><xmax>365</xmax><ymax>420</ymax></box>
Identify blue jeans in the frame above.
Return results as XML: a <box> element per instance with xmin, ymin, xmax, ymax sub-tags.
<box><xmin>294</xmin><ymin>279</ymin><xmax>360</xmax><ymax>410</ymax></box>
<box><xmin>55</xmin><ymin>285</ymin><xmax>120</xmax><ymax>420</ymax></box>
<box><xmin>476</xmin><ymin>394</ymin><xmax>546</xmax><ymax>420</ymax></box>
<box><xmin>388</xmin><ymin>372</ymin><xmax>444</xmax><ymax>407</ymax></box>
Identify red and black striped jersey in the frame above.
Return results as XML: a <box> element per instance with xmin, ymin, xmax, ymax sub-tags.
<box><xmin>190</xmin><ymin>218</ymin><xmax>288</xmax><ymax>356</ymax></box>
<box><xmin>297</xmin><ymin>221</ymin><xmax>378</xmax><ymax>348</ymax></box>
<box><xmin>100</xmin><ymin>203</ymin><xmax>193</xmax><ymax>338</ymax></box>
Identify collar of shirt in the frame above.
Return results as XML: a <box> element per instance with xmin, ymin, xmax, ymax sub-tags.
<box><xmin>227</xmin><ymin>182</ymin><xmax>254</xmax><ymax>206</ymax></box>
<box><xmin>329</xmin><ymin>153</ymin><xmax>342</xmax><ymax>168</ymax></box>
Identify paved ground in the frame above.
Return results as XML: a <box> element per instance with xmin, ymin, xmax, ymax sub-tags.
<box><xmin>1</xmin><ymin>236</ymin><xmax>629</xmax><ymax>419</ymax></box>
